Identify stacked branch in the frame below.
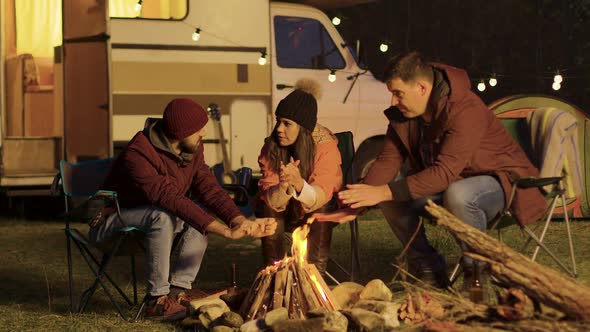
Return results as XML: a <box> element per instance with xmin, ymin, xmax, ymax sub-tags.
<box><xmin>424</xmin><ymin>200</ymin><xmax>590</xmax><ymax>321</ymax></box>
<box><xmin>239</xmin><ymin>258</ymin><xmax>340</xmax><ymax>320</ymax></box>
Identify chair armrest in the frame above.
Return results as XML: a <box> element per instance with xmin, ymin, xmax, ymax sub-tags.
<box><xmin>514</xmin><ymin>176</ymin><xmax>562</xmax><ymax>189</ymax></box>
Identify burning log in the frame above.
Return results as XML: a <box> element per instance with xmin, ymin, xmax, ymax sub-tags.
<box><xmin>240</xmin><ymin>218</ymin><xmax>340</xmax><ymax>321</ymax></box>
<box><xmin>424</xmin><ymin>200</ymin><xmax>590</xmax><ymax>321</ymax></box>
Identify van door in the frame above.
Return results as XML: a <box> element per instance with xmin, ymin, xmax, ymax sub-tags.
<box><xmin>62</xmin><ymin>0</ymin><xmax>111</xmax><ymax>162</ymax></box>
<box><xmin>270</xmin><ymin>4</ymin><xmax>360</xmax><ymax>135</ymax></box>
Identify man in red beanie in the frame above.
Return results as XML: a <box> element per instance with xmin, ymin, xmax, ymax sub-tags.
<box><xmin>89</xmin><ymin>98</ymin><xmax>277</xmax><ymax>321</ymax></box>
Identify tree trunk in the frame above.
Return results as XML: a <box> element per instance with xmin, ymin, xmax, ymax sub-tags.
<box><xmin>424</xmin><ymin>200</ymin><xmax>590</xmax><ymax>321</ymax></box>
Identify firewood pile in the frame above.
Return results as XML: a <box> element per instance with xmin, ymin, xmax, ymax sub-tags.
<box><xmin>238</xmin><ymin>219</ymin><xmax>340</xmax><ymax>320</ymax></box>
<box><xmin>178</xmin><ymin>203</ymin><xmax>590</xmax><ymax>331</ymax></box>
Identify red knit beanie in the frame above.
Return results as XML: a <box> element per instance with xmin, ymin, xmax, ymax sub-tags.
<box><xmin>162</xmin><ymin>98</ymin><xmax>209</xmax><ymax>140</ymax></box>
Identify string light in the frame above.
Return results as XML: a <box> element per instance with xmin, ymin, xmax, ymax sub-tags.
<box><xmin>552</xmin><ymin>81</ymin><xmax>561</xmax><ymax>91</ymax></box>
<box><xmin>328</xmin><ymin>69</ymin><xmax>337</xmax><ymax>83</ymax></box>
<box><xmin>489</xmin><ymin>74</ymin><xmax>498</xmax><ymax>87</ymax></box>
<box><xmin>134</xmin><ymin>0</ymin><xmax>142</xmax><ymax>12</ymax></box>
<box><xmin>331</xmin><ymin>16</ymin><xmax>341</xmax><ymax>26</ymax></box>
<box><xmin>554</xmin><ymin>71</ymin><xmax>563</xmax><ymax>84</ymax></box>
<box><xmin>379</xmin><ymin>42</ymin><xmax>389</xmax><ymax>53</ymax></box>
<box><xmin>258</xmin><ymin>51</ymin><xmax>267</xmax><ymax>66</ymax></box>
<box><xmin>477</xmin><ymin>80</ymin><xmax>486</xmax><ymax>92</ymax></box>
<box><xmin>191</xmin><ymin>28</ymin><xmax>201</xmax><ymax>42</ymax></box>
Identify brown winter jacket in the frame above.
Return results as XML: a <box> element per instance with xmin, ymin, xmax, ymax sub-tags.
<box><xmin>101</xmin><ymin>121</ymin><xmax>242</xmax><ymax>233</ymax></box>
<box><xmin>364</xmin><ymin>64</ymin><xmax>546</xmax><ymax>225</ymax></box>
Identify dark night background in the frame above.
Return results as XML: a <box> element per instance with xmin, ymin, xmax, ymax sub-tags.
<box><xmin>295</xmin><ymin>0</ymin><xmax>590</xmax><ymax>114</ymax></box>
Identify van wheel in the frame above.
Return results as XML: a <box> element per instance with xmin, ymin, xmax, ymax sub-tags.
<box><xmin>353</xmin><ymin>137</ymin><xmax>384</xmax><ymax>182</ymax></box>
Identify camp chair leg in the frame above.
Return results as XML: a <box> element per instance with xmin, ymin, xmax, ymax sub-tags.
<box><xmin>134</xmin><ymin>295</ymin><xmax>148</xmax><ymax>322</ymax></box>
<box><xmin>561</xmin><ymin>194</ymin><xmax>577</xmax><ymax>276</ymax></box>
<box><xmin>350</xmin><ymin>219</ymin><xmax>361</xmax><ymax>281</ymax></box>
<box><xmin>449</xmin><ymin>261</ymin><xmax>462</xmax><ymax>285</ymax></box>
<box><xmin>65</xmin><ymin>232</ymin><xmax>76</xmax><ymax>313</ymax></box>
<box><xmin>324</xmin><ymin>271</ymin><xmax>340</xmax><ymax>285</ymax></box>
<box><xmin>531</xmin><ymin>197</ymin><xmax>559</xmax><ymax>261</ymax></box>
<box><xmin>131</xmin><ymin>255</ymin><xmax>138</xmax><ymax>305</ymax></box>
<box><xmin>522</xmin><ymin>227</ymin><xmax>575</xmax><ymax>278</ymax></box>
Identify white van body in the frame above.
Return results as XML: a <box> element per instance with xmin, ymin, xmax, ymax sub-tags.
<box><xmin>0</xmin><ymin>0</ymin><xmax>389</xmax><ymax>191</ymax></box>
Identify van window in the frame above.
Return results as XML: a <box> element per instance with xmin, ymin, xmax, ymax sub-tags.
<box><xmin>274</xmin><ymin>16</ymin><xmax>345</xmax><ymax>69</ymax></box>
<box><xmin>109</xmin><ymin>0</ymin><xmax>187</xmax><ymax>20</ymax></box>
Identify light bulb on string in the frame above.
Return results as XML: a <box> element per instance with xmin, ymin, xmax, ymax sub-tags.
<box><xmin>134</xmin><ymin>0</ymin><xmax>143</xmax><ymax>12</ymax></box>
<box><xmin>191</xmin><ymin>28</ymin><xmax>201</xmax><ymax>42</ymax></box>
<box><xmin>552</xmin><ymin>82</ymin><xmax>561</xmax><ymax>91</ymax></box>
<box><xmin>477</xmin><ymin>80</ymin><xmax>486</xmax><ymax>92</ymax></box>
<box><xmin>379</xmin><ymin>43</ymin><xmax>389</xmax><ymax>53</ymax></box>
<box><xmin>328</xmin><ymin>69</ymin><xmax>337</xmax><ymax>83</ymax></box>
<box><xmin>489</xmin><ymin>74</ymin><xmax>497</xmax><ymax>87</ymax></box>
<box><xmin>258</xmin><ymin>51</ymin><xmax>267</xmax><ymax>66</ymax></box>
<box><xmin>332</xmin><ymin>16</ymin><xmax>341</xmax><ymax>26</ymax></box>
<box><xmin>554</xmin><ymin>71</ymin><xmax>563</xmax><ymax>84</ymax></box>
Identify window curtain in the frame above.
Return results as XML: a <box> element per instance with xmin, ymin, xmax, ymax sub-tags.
<box><xmin>109</xmin><ymin>0</ymin><xmax>186</xmax><ymax>19</ymax></box>
<box><xmin>15</xmin><ymin>0</ymin><xmax>62</xmax><ymax>58</ymax></box>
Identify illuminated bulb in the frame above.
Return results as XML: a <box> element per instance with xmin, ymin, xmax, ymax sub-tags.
<box><xmin>379</xmin><ymin>43</ymin><xmax>389</xmax><ymax>53</ymax></box>
<box><xmin>489</xmin><ymin>77</ymin><xmax>497</xmax><ymax>87</ymax></box>
<box><xmin>477</xmin><ymin>81</ymin><xmax>486</xmax><ymax>92</ymax></box>
<box><xmin>258</xmin><ymin>52</ymin><xmax>267</xmax><ymax>66</ymax></box>
<box><xmin>552</xmin><ymin>82</ymin><xmax>561</xmax><ymax>91</ymax></box>
<box><xmin>328</xmin><ymin>70</ymin><xmax>336</xmax><ymax>83</ymax></box>
<box><xmin>332</xmin><ymin>16</ymin><xmax>341</xmax><ymax>26</ymax></box>
<box><xmin>134</xmin><ymin>0</ymin><xmax>142</xmax><ymax>12</ymax></box>
<box><xmin>554</xmin><ymin>73</ymin><xmax>563</xmax><ymax>84</ymax></box>
<box><xmin>192</xmin><ymin>28</ymin><xmax>201</xmax><ymax>42</ymax></box>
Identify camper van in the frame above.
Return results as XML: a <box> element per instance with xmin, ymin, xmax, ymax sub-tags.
<box><xmin>0</xmin><ymin>0</ymin><xmax>390</xmax><ymax>193</ymax></box>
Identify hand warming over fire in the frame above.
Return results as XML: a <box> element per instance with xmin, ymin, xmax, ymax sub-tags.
<box><xmin>312</xmin><ymin>207</ymin><xmax>363</xmax><ymax>224</ymax></box>
<box><xmin>249</xmin><ymin>217</ymin><xmax>278</xmax><ymax>237</ymax></box>
<box><xmin>279</xmin><ymin>157</ymin><xmax>304</xmax><ymax>192</ymax></box>
<box><xmin>338</xmin><ymin>184</ymin><xmax>393</xmax><ymax>208</ymax></box>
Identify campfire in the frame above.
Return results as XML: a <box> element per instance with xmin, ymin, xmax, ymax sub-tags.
<box><xmin>239</xmin><ymin>218</ymin><xmax>340</xmax><ymax>320</ymax></box>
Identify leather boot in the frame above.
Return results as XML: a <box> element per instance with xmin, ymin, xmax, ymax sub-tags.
<box><xmin>256</xmin><ymin>203</ymin><xmax>287</xmax><ymax>266</ymax></box>
<box><xmin>307</xmin><ymin>221</ymin><xmax>335</xmax><ymax>275</ymax></box>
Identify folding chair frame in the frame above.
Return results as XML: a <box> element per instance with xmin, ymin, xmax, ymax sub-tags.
<box><xmin>449</xmin><ymin>176</ymin><xmax>577</xmax><ymax>283</ymax></box>
<box><xmin>53</xmin><ymin>159</ymin><xmax>145</xmax><ymax>321</ymax></box>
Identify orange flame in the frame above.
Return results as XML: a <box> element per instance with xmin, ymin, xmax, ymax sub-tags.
<box><xmin>310</xmin><ymin>274</ymin><xmax>329</xmax><ymax>303</ymax></box>
<box><xmin>291</xmin><ymin>217</ymin><xmax>315</xmax><ymax>265</ymax></box>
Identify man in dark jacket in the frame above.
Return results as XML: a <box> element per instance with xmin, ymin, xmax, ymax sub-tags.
<box><xmin>89</xmin><ymin>98</ymin><xmax>276</xmax><ymax>321</ymax></box>
<box><xmin>315</xmin><ymin>52</ymin><xmax>546</xmax><ymax>292</ymax></box>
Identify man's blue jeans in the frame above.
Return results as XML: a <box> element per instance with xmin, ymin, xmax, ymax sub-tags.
<box><xmin>88</xmin><ymin>206</ymin><xmax>208</xmax><ymax>297</ymax></box>
<box><xmin>380</xmin><ymin>175</ymin><xmax>505</xmax><ymax>269</ymax></box>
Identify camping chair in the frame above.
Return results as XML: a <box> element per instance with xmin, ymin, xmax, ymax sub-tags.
<box><xmin>450</xmin><ymin>109</ymin><xmax>578</xmax><ymax>282</ymax></box>
<box><xmin>51</xmin><ymin>158</ymin><xmax>144</xmax><ymax>321</ymax></box>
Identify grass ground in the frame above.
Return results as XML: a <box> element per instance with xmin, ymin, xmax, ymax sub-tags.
<box><xmin>1</xmin><ymin>210</ymin><xmax>588</xmax><ymax>331</ymax></box>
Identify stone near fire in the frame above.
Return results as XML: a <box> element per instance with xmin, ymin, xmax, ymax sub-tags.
<box><xmin>190</xmin><ymin>297</ymin><xmax>230</xmax><ymax>313</ymax></box>
<box><xmin>347</xmin><ymin>308</ymin><xmax>387</xmax><ymax>331</ymax></box>
<box><xmin>331</xmin><ymin>281</ymin><xmax>365</xmax><ymax>308</ymax></box>
<box><xmin>322</xmin><ymin>310</ymin><xmax>348</xmax><ymax>332</ymax></box>
<box><xmin>211</xmin><ymin>326</ymin><xmax>235</xmax><ymax>332</ymax></box>
<box><xmin>216</xmin><ymin>311</ymin><xmax>244</xmax><ymax>328</ymax></box>
<box><xmin>359</xmin><ymin>279</ymin><xmax>392</xmax><ymax>301</ymax></box>
<box><xmin>270</xmin><ymin>317</ymin><xmax>324</xmax><ymax>332</ymax></box>
<box><xmin>240</xmin><ymin>319</ymin><xmax>265</xmax><ymax>332</ymax></box>
<box><xmin>198</xmin><ymin>303</ymin><xmax>230</xmax><ymax>327</ymax></box>
<box><xmin>265</xmin><ymin>307</ymin><xmax>289</xmax><ymax>327</ymax></box>
<box><xmin>353</xmin><ymin>300</ymin><xmax>400</xmax><ymax>328</ymax></box>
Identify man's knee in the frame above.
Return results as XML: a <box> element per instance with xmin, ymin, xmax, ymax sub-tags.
<box><xmin>149</xmin><ymin>208</ymin><xmax>177</xmax><ymax>231</ymax></box>
<box><xmin>443</xmin><ymin>182</ymin><xmax>472</xmax><ymax>212</ymax></box>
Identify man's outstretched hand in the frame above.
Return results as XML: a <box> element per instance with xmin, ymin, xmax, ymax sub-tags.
<box><xmin>249</xmin><ymin>217</ymin><xmax>277</xmax><ymax>237</ymax></box>
<box><xmin>312</xmin><ymin>207</ymin><xmax>362</xmax><ymax>224</ymax></box>
<box><xmin>338</xmin><ymin>184</ymin><xmax>392</xmax><ymax>208</ymax></box>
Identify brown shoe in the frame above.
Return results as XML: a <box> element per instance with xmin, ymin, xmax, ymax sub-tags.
<box><xmin>145</xmin><ymin>294</ymin><xmax>187</xmax><ymax>321</ymax></box>
<box><xmin>176</xmin><ymin>291</ymin><xmax>193</xmax><ymax>308</ymax></box>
